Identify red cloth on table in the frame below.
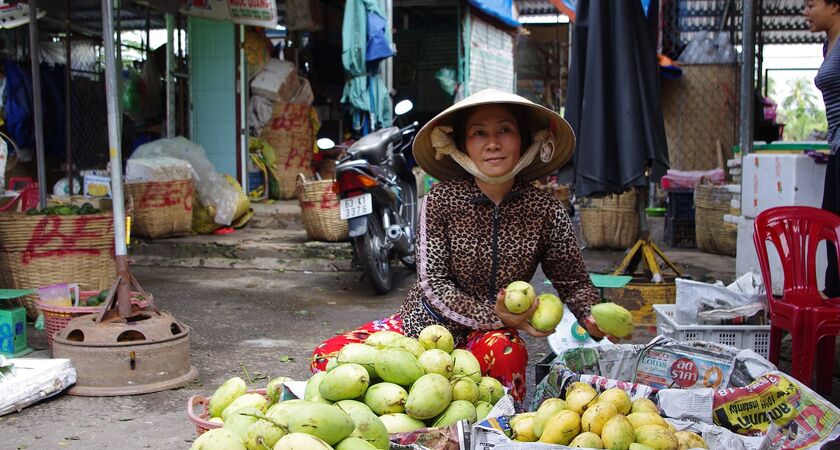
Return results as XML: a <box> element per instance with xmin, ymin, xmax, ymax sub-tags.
<box><xmin>311</xmin><ymin>314</ymin><xmax>528</xmax><ymax>404</ymax></box>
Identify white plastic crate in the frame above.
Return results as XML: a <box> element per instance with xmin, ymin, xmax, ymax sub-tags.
<box><xmin>653</xmin><ymin>304</ymin><xmax>771</xmax><ymax>359</ymax></box>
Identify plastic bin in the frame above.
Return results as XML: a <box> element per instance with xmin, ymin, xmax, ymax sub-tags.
<box><xmin>666</xmin><ymin>190</ymin><xmax>695</xmax><ymax>219</ymax></box>
<box><xmin>653</xmin><ymin>304</ymin><xmax>771</xmax><ymax>359</ymax></box>
<box><xmin>664</xmin><ymin>216</ymin><xmax>696</xmax><ymax>248</ymax></box>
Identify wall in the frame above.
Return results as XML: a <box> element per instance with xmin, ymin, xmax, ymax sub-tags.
<box><xmin>189</xmin><ymin>18</ymin><xmax>237</xmax><ymax>176</ymax></box>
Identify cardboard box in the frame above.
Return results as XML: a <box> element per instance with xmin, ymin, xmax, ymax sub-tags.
<box><xmin>250</xmin><ymin>59</ymin><xmax>300</xmax><ymax>102</ymax></box>
<box><xmin>83</xmin><ymin>175</ymin><xmax>112</xmax><ymax>198</ymax></box>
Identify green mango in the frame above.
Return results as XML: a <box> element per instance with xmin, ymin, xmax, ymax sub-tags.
<box><xmin>208</xmin><ymin>377</ymin><xmax>247</xmax><ymax>418</ymax></box>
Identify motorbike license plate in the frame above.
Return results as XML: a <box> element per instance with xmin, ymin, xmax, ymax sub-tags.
<box><xmin>340</xmin><ymin>194</ymin><xmax>373</xmax><ymax>220</ymax></box>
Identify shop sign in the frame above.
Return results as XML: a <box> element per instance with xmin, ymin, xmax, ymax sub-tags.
<box><xmin>181</xmin><ymin>0</ymin><xmax>277</xmax><ymax>28</ymax></box>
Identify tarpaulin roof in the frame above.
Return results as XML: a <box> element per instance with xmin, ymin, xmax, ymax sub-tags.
<box><xmin>467</xmin><ymin>0</ymin><xmax>519</xmax><ymax>28</ymax></box>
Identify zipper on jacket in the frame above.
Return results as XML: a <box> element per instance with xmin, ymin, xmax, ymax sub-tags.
<box><xmin>488</xmin><ymin>205</ymin><xmax>501</xmax><ymax>304</ymax></box>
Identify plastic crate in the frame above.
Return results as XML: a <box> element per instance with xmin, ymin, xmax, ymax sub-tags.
<box><xmin>666</xmin><ymin>190</ymin><xmax>695</xmax><ymax>219</ymax></box>
<box><xmin>664</xmin><ymin>216</ymin><xmax>696</xmax><ymax>248</ymax></box>
<box><xmin>653</xmin><ymin>304</ymin><xmax>771</xmax><ymax>359</ymax></box>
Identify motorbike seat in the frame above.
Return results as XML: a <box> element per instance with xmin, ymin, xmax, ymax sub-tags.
<box><xmin>350</xmin><ymin>127</ymin><xmax>401</xmax><ymax>164</ymax></box>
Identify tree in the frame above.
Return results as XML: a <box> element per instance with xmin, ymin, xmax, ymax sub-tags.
<box><xmin>776</xmin><ymin>76</ymin><xmax>827</xmax><ymax>141</ymax></box>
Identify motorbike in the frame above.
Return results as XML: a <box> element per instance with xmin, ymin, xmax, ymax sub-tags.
<box><xmin>318</xmin><ymin>100</ymin><xmax>420</xmax><ymax>294</ymax></box>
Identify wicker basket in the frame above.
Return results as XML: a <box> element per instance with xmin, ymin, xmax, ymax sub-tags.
<box><xmin>604</xmin><ymin>279</ymin><xmax>677</xmax><ymax>326</ymax></box>
<box><xmin>695</xmin><ymin>184</ymin><xmax>737</xmax><ymax>256</ymax></box>
<box><xmin>579</xmin><ymin>190</ymin><xmax>640</xmax><ymax>249</ymax></box>
<box><xmin>296</xmin><ymin>174</ymin><xmax>348</xmax><ymax>242</ymax></box>
<box><xmin>0</xmin><ymin>212</ymin><xmax>115</xmax><ymax>318</ymax></box>
<box><xmin>187</xmin><ymin>389</ymin><xmax>267</xmax><ymax>436</ymax></box>
<box><xmin>39</xmin><ymin>291</ymin><xmax>151</xmax><ymax>351</ymax></box>
<box><xmin>125</xmin><ymin>179</ymin><xmax>195</xmax><ymax>239</ymax></box>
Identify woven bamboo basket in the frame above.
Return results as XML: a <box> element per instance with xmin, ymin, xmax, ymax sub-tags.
<box><xmin>192</xmin><ymin>175</ymin><xmax>253</xmax><ymax>234</ymax></box>
<box><xmin>125</xmin><ymin>179</ymin><xmax>195</xmax><ymax>239</ymax></box>
<box><xmin>296</xmin><ymin>174</ymin><xmax>348</xmax><ymax>242</ymax></box>
<box><xmin>0</xmin><ymin>212</ymin><xmax>115</xmax><ymax>318</ymax></box>
<box><xmin>695</xmin><ymin>184</ymin><xmax>737</xmax><ymax>256</ymax></box>
<box><xmin>579</xmin><ymin>190</ymin><xmax>640</xmax><ymax>249</ymax></box>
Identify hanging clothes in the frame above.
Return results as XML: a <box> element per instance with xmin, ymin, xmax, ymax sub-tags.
<box><xmin>1</xmin><ymin>59</ymin><xmax>67</xmax><ymax>159</ymax></box>
<box><xmin>341</xmin><ymin>0</ymin><xmax>393</xmax><ymax>132</ymax></box>
<box><xmin>3</xmin><ymin>58</ymin><xmax>33</xmax><ymax>154</ymax></box>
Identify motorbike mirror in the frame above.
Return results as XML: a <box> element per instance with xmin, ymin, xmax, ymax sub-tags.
<box><xmin>317</xmin><ymin>138</ymin><xmax>336</xmax><ymax>150</ymax></box>
<box><xmin>394</xmin><ymin>99</ymin><xmax>414</xmax><ymax>116</ymax></box>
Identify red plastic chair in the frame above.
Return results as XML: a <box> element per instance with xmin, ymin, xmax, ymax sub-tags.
<box><xmin>753</xmin><ymin>206</ymin><xmax>840</xmax><ymax>395</ymax></box>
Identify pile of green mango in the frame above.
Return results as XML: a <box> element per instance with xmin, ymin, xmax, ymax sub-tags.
<box><xmin>26</xmin><ymin>203</ymin><xmax>102</xmax><ymax>216</ymax></box>
<box><xmin>83</xmin><ymin>289</ymin><xmax>110</xmax><ymax>307</ymax></box>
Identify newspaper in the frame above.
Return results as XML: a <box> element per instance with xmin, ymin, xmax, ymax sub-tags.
<box><xmin>534</xmin><ymin>336</ymin><xmax>776</xmax><ymax>406</ymax></box>
<box><xmin>712</xmin><ymin>371</ymin><xmax>840</xmax><ymax>448</ymax></box>
<box><xmin>470</xmin><ymin>415</ymin><xmax>764</xmax><ymax>450</ymax></box>
<box><xmin>531</xmin><ymin>340</ymin><xmax>840</xmax><ymax>449</ymax></box>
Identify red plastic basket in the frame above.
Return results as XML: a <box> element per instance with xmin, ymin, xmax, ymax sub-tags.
<box><xmin>187</xmin><ymin>389</ymin><xmax>267</xmax><ymax>436</ymax></box>
<box><xmin>38</xmin><ymin>290</ymin><xmax>151</xmax><ymax>351</ymax></box>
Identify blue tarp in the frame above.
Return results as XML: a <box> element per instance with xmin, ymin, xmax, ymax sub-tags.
<box><xmin>466</xmin><ymin>0</ymin><xmax>519</xmax><ymax>28</ymax></box>
<box><xmin>561</xmin><ymin>0</ymin><xmax>653</xmax><ymax>16</ymax></box>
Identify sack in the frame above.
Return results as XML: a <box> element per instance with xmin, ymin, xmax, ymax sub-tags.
<box><xmin>260</xmin><ymin>103</ymin><xmax>319</xmax><ymax>199</ymax></box>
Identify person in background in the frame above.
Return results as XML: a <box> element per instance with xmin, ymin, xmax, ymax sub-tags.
<box><xmin>805</xmin><ymin>0</ymin><xmax>840</xmax><ymax>296</ymax></box>
<box><xmin>312</xmin><ymin>89</ymin><xmax>616</xmax><ymax>408</ymax></box>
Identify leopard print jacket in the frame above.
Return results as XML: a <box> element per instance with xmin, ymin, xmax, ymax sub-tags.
<box><xmin>399</xmin><ymin>177</ymin><xmax>600</xmax><ymax>346</ymax></box>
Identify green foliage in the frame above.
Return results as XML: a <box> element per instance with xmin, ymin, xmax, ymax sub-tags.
<box><xmin>776</xmin><ymin>77</ymin><xmax>828</xmax><ymax>141</ymax></box>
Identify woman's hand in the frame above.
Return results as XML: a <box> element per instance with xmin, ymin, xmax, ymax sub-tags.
<box><xmin>582</xmin><ymin>315</ymin><xmax>630</xmax><ymax>343</ymax></box>
<box><xmin>494</xmin><ymin>289</ymin><xmax>554</xmax><ymax>338</ymax></box>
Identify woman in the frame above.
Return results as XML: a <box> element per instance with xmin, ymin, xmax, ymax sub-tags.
<box><xmin>312</xmin><ymin>89</ymin><xmax>610</xmax><ymax>405</ymax></box>
<box><xmin>806</xmin><ymin>0</ymin><xmax>840</xmax><ymax>296</ymax></box>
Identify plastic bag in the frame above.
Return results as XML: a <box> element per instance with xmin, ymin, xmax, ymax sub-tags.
<box><xmin>130</xmin><ymin>137</ymin><xmax>238</xmax><ymax>226</ymax></box>
<box><xmin>675</xmin><ymin>272</ymin><xmax>766</xmax><ymax>325</ymax></box>
<box><xmin>435</xmin><ymin>67</ymin><xmax>457</xmax><ymax>97</ymax></box>
<box><xmin>125</xmin><ymin>156</ymin><xmax>195</xmax><ymax>182</ymax></box>
<box><xmin>679</xmin><ymin>31</ymin><xmax>737</xmax><ymax>64</ymax></box>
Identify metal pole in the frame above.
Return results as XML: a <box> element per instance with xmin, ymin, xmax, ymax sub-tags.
<box><xmin>239</xmin><ymin>24</ymin><xmax>247</xmax><ymax>189</ymax></box>
<box><xmin>65</xmin><ymin>0</ymin><xmax>72</xmax><ymax>197</ymax></box>
<box><xmin>384</xmin><ymin>0</ymin><xmax>393</xmax><ymax>96</ymax></box>
<box><xmin>739</xmin><ymin>0</ymin><xmax>756</xmax><ymax>157</ymax></box>
<box><xmin>166</xmin><ymin>13</ymin><xmax>175</xmax><ymax>138</ymax></box>
<box><xmin>145</xmin><ymin>5</ymin><xmax>151</xmax><ymax>56</ymax></box>
<box><xmin>756</xmin><ymin>0</ymin><xmax>764</xmax><ymax>98</ymax></box>
<box><xmin>29</xmin><ymin>0</ymin><xmax>47</xmax><ymax>208</ymax></box>
<box><xmin>101</xmin><ymin>0</ymin><xmax>131</xmax><ymax>318</ymax></box>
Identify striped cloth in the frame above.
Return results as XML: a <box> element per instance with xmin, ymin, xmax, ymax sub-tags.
<box><xmin>816</xmin><ymin>41</ymin><xmax>840</xmax><ymax>154</ymax></box>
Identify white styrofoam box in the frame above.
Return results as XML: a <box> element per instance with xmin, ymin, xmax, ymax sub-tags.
<box><xmin>731</xmin><ymin>198</ymin><xmax>741</xmax><ymax>209</ymax></box>
<box><xmin>741</xmin><ymin>153</ymin><xmax>826</xmax><ymax>219</ymax></box>
<box><xmin>250</xmin><ymin>59</ymin><xmax>299</xmax><ymax>101</ymax></box>
<box><xmin>730</xmin><ymin>214</ymin><xmax>827</xmax><ymax>296</ymax></box>
<box><xmin>1</xmin><ymin>358</ymin><xmax>76</xmax><ymax>416</ymax></box>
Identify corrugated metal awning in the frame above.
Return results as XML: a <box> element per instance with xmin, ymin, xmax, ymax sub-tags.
<box><xmin>517</xmin><ymin>0</ymin><xmax>823</xmax><ymax>45</ymax></box>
